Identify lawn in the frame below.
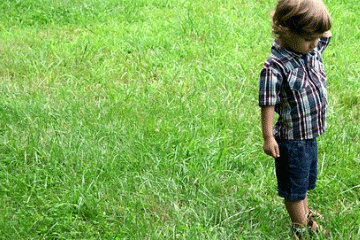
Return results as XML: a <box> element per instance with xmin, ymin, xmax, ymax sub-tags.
<box><xmin>0</xmin><ymin>0</ymin><xmax>359</xmax><ymax>239</ymax></box>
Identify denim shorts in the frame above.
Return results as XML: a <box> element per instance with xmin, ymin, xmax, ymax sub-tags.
<box><xmin>275</xmin><ymin>138</ymin><xmax>318</xmax><ymax>201</ymax></box>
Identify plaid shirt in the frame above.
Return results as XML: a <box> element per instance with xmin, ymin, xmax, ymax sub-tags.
<box><xmin>259</xmin><ymin>37</ymin><xmax>331</xmax><ymax>139</ymax></box>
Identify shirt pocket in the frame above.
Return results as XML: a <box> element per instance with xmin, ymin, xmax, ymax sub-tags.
<box><xmin>286</xmin><ymin>68</ymin><xmax>318</xmax><ymax>111</ymax></box>
<box><xmin>287</xmin><ymin>67</ymin><xmax>308</xmax><ymax>92</ymax></box>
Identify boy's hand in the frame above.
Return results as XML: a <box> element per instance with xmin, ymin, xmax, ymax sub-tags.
<box><xmin>321</xmin><ymin>30</ymin><xmax>332</xmax><ymax>38</ymax></box>
<box><xmin>263</xmin><ymin>137</ymin><xmax>280</xmax><ymax>158</ymax></box>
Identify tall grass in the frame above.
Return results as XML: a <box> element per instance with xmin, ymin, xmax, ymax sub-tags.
<box><xmin>0</xmin><ymin>0</ymin><xmax>359</xmax><ymax>239</ymax></box>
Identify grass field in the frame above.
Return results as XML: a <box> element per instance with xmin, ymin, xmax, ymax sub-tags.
<box><xmin>0</xmin><ymin>0</ymin><xmax>359</xmax><ymax>239</ymax></box>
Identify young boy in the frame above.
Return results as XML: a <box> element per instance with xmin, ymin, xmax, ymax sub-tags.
<box><xmin>258</xmin><ymin>0</ymin><xmax>332</xmax><ymax>238</ymax></box>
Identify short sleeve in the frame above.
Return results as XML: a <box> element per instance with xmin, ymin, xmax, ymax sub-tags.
<box><xmin>259</xmin><ymin>65</ymin><xmax>282</xmax><ymax>107</ymax></box>
<box><xmin>317</xmin><ymin>37</ymin><xmax>331</xmax><ymax>54</ymax></box>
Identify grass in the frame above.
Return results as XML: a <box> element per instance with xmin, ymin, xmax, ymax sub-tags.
<box><xmin>0</xmin><ymin>0</ymin><xmax>359</xmax><ymax>239</ymax></box>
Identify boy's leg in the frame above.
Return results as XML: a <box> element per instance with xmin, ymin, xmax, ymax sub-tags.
<box><xmin>284</xmin><ymin>199</ymin><xmax>307</xmax><ymax>226</ymax></box>
<box><xmin>286</xmin><ymin>195</ymin><xmax>323</xmax><ymax>233</ymax></box>
<box><xmin>303</xmin><ymin>194</ymin><xmax>310</xmax><ymax>216</ymax></box>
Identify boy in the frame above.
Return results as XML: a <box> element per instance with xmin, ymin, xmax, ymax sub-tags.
<box><xmin>258</xmin><ymin>0</ymin><xmax>331</xmax><ymax>238</ymax></box>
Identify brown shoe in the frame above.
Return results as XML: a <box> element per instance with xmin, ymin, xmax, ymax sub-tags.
<box><xmin>307</xmin><ymin>217</ymin><xmax>329</xmax><ymax>237</ymax></box>
<box><xmin>308</xmin><ymin>208</ymin><xmax>324</xmax><ymax>221</ymax></box>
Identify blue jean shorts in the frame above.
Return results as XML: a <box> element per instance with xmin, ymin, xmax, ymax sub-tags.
<box><xmin>275</xmin><ymin>138</ymin><xmax>318</xmax><ymax>201</ymax></box>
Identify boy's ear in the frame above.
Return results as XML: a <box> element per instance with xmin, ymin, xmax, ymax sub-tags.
<box><xmin>276</xmin><ymin>26</ymin><xmax>291</xmax><ymax>39</ymax></box>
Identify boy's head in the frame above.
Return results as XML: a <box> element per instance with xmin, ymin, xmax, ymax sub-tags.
<box><xmin>272</xmin><ymin>0</ymin><xmax>331</xmax><ymax>38</ymax></box>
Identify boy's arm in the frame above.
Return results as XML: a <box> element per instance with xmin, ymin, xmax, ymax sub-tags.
<box><xmin>261</xmin><ymin>106</ymin><xmax>280</xmax><ymax>158</ymax></box>
<box><xmin>317</xmin><ymin>30</ymin><xmax>331</xmax><ymax>53</ymax></box>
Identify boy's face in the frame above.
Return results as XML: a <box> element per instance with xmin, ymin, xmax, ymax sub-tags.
<box><xmin>280</xmin><ymin>32</ymin><xmax>322</xmax><ymax>54</ymax></box>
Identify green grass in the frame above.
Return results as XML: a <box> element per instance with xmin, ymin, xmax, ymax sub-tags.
<box><xmin>0</xmin><ymin>0</ymin><xmax>359</xmax><ymax>239</ymax></box>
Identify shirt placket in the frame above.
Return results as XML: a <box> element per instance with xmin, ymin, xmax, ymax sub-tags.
<box><xmin>304</xmin><ymin>55</ymin><xmax>326</xmax><ymax>106</ymax></box>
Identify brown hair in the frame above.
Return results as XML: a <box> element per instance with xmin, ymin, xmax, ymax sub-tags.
<box><xmin>272</xmin><ymin>0</ymin><xmax>331</xmax><ymax>37</ymax></box>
